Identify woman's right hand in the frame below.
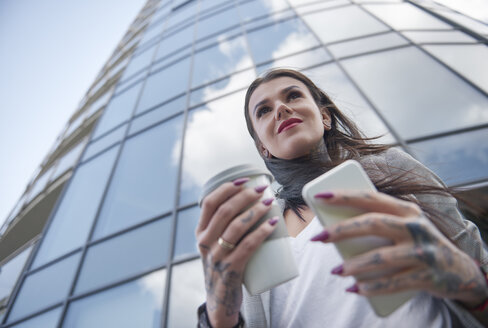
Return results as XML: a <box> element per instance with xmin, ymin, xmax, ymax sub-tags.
<box><xmin>196</xmin><ymin>178</ymin><xmax>278</xmax><ymax>327</ymax></box>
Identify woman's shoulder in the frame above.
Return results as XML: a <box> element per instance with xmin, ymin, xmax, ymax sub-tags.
<box><xmin>361</xmin><ymin>147</ymin><xmax>417</xmax><ymax>169</ymax></box>
<box><xmin>359</xmin><ymin>147</ymin><xmax>444</xmax><ymax>186</ymax></box>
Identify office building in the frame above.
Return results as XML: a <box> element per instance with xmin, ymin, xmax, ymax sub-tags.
<box><xmin>1</xmin><ymin>0</ymin><xmax>487</xmax><ymax>326</ymax></box>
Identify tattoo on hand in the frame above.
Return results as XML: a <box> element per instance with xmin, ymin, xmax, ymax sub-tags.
<box><xmin>406</xmin><ymin>222</ymin><xmax>436</xmax><ymax>266</ymax></box>
<box><xmin>405</xmin><ymin>221</ymin><xmax>487</xmax><ymax>300</ymax></box>
<box><xmin>203</xmin><ymin>253</ymin><xmax>242</xmax><ymax>317</ymax></box>
<box><xmin>380</xmin><ymin>217</ymin><xmax>404</xmax><ymax>231</ymax></box>
<box><xmin>441</xmin><ymin>245</ymin><xmax>453</xmax><ymax>267</ymax></box>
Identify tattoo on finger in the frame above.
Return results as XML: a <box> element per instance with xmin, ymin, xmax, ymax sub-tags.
<box><xmin>380</xmin><ymin>217</ymin><xmax>404</xmax><ymax>231</ymax></box>
<box><xmin>241</xmin><ymin>210</ymin><xmax>254</xmax><ymax>224</ymax></box>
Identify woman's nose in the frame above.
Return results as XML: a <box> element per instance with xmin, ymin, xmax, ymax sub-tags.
<box><xmin>275</xmin><ymin>103</ymin><xmax>292</xmax><ymax>121</ymax></box>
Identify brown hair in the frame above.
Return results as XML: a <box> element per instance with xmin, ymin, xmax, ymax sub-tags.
<box><xmin>243</xmin><ymin>69</ymin><xmax>455</xmax><ymax>221</ymax></box>
<box><xmin>244</xmin><ymin>69</ymin><xmax>389</xmax><ymax>160</ymax></box>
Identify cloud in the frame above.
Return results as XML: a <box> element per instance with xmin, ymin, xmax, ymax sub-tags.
<box><xmin>176</xmin><ymin>89</ymin><xmax>266</xmax><ymax>190</ymax></box>
<box><xmin>138</xmin><ymin>269</ymin><xmax>166</xmax><ymax>310</ymax></box>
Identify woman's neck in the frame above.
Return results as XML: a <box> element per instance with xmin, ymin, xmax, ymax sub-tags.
<box><xmin>284</xmin><ymin>206</ymin><xmax>316</xmax><ymax>237</ymax></box>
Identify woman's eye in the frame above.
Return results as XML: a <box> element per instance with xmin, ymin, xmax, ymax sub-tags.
<box><xmin>257</xmin><ymin>106</ymin><xmax>271</xmax><ymax>118</ymax></box>
<box><xmin>288</xmin><ymin>91</ymin><xmax>301</xmax><ymax>101</ymax></box>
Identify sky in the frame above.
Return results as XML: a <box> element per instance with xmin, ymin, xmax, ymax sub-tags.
<box><xmin>0</xmin><ymin>0</ymin><xmax>147</xmax><ymax>227</ymax></box>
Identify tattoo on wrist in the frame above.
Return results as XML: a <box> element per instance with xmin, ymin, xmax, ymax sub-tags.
<box><xmin>204</xmin><ymin>254</ymin><xmax>242</xmax><ymax>317</ymax></box>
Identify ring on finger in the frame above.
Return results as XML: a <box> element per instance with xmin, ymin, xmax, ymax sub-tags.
<box><xmin>218</xmin><ymin>237</ymin><xmax>236</xmax><ymax>251</ymax></box>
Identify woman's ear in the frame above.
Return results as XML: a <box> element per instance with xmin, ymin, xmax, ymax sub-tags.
<box><xmin>320</xmin><ymin>107</ymin><xmax>332</xmax><ymax>131</ymax></box>
<box><xmin>259</xmin><ymin>144</ymin><xmax>271</xmax><ymax>159</ymax></box>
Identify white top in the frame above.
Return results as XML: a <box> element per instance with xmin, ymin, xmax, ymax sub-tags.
<box><xmin>270</xmin><ymin>217</ymin><xmax>453</xmax><ymax>328</ymax></box>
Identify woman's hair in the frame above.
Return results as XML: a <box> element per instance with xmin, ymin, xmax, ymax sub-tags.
<box><xmin>243</xmin><ymin>68</ymin><xmax>455</xmax><ymax>221</ymax></box>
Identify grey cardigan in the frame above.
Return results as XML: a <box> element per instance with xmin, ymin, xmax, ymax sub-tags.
<box><xmin>241</xmin><ymin>148</ymin><xmax>488</xmax><ymax>328</ymax></box>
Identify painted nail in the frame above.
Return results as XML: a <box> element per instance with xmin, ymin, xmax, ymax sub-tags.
<box><xmin>346</xmin><ymin>284</ymin><xmax>359</xmax><ymax>293</ymax></box>
<box><xmin>331</xmin><ymin>264</ymin><xmax>343</xmax><ymax>275</ymax></box>
<box><xmin>310</xmin><ymin>230</ymin><xmax>329</xmax><ymax>241</ymax></box>
<box><xmin>268</xmin><ymin>216</ymin><xmax>279</xmax><ymax>226</ymax></box>
<box><xmin>233</xmin><ymin>177</ymin><xmax>250</xmax><ymax>186</ymax></box>
<box><xmin>255</xmin><ymin>185</ymin><xmax>268</xmax><ymax>193</ymax></box>
<box><xmin>314</xmin><ymin>192</ymin><xmax>334</xmax><ymax>199</ymax></box>
<box><xmin>262</xmin><ymin>198</ymin><xmax>274</xmax><ymax>206</ymax></box>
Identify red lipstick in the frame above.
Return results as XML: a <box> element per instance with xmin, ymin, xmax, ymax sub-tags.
<box><xmin>278</xmin><ymin>118</ymin><xmax>302</xmax><ymax>134</ymax></box>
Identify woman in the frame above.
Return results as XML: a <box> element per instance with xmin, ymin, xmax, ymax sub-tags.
<box><xmin>196</xmin><ymin>69</ymin><xmax>488</xmax><ymax>327</ymax></box>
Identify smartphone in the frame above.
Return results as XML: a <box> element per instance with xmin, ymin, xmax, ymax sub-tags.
<box><xmin>302</xmin><ymin>160</ymin><xmax>416</xmax><ymax>317</ymax></box>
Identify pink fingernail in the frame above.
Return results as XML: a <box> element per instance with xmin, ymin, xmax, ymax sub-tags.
<box><xmin>310</xmin><ymin>230</ymin><xmax>329</xmax><ymax>241</ymax></box>
<box><xmin>331</xmin><ymin>264</ymin><xmax>343</xmax><ymax>275</ymax></box>
<box><xmin>346</xmin><ymin>284</ymin><xmax>359</xmax><ymax>293</ymax></box>
<box><xmin>268</xmin><ymin>216</ymin><xmax>279</xmax><ymax>226</ymax></box>
<box><xmin>315</xmin><ymin>192</ymin><xmax>334</xmax><ymax>199</ymax></box>
<box><xmin>233</xmin><ymin>177</ymin><xmax>249</xmax><ymax>186</ymax></box>
<box><xmin>262</xmin><ymin>198</ymin><xmax>274</xmax><ymax>206</ymax></box>
<box><xmin>255</xmin><ymin>185</ymin><xmax>268</xmax><ymax>193</ymax></box>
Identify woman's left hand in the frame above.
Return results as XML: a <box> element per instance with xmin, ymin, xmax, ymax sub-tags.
<box><xmin>311</xmin><ymin>190</ymin><xmax>488</xmax><ymax>308</ymax></box>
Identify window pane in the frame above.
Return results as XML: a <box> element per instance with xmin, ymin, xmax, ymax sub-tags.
<box><xmin>138</xmin><ymin>21</ymin><xmax>165</xmax><ymax>47</ymax></box>
<box><xmin>153</xmin><ymin>25</ymin><xmax>194</xmax><ymax>64</ymax></box>
<box><xmin>402</xmin><ymin>30</ymin><xmax>477</xmax><ymax>44</ymax></box>
<box><xmin>411</xmin><ymin>129</ymin><xmax>488</xmax><ymax>186</ymax></box>
<box><xmin>76</xmin><ymin>217</ymin><xmax>171</xmax><ymax>294</ymax></box>
<box><xmin>190</xmin><ymin>69</ymin><xmax>255</xmax><ymax>107</ymax></box>
<box><xmin>423</xmin><ymin>44</ymin><xmax>488</xmax><ymax>94</ymax></box>
<box><xmin>166</xmin><ymin>1</ymin><xmax>197</xmax><ymax>31</ymax></box>
<box><xmin>136</xmin><ymin>57</ymin><xmax>191</xmax><ymax>113</ymax></box>
<box><xmin>304</xmin><ymin>63</ymin><xmax>394</xmax><ymax>143</ymax></box>
<box><xmin>302</xmin><ymin>5</ymin><xmax>388</xmax><ymax>44</ymax></box>
<box><xmin>130</xmin><ymin>96</ymin><xmax>185</xmax><ymax>135</ymax></box>
<box><xmin>51</xmin><ymin>141</ymin><xmax>86</xmax><ymax>182</ymax></box>
<box><xmin>237</xmin><ymin>0</ymin><xmax>289</xmax><ymax>23</ymax></box>
<box><xmin>10</xmin><ymin>307</ymin><xmax>62</xmax><ymax>328</ymax></box>
<box><xmin>33</xmin><ymin>147</ymin><xmax>119</xmax><ymax>268</ymax></box>
<box><xmin>150</xmin><ymin>3</ymin><xmax>171</xmax><ymax>23</ymax></box>
<box><xmin>26</xmin><ymin>166</ymin><xmax>55</xmax><ymax>203</ymax></box>
<box><xmin>179</xmin><ymin>91</ymin><xmax>266</xmax><ymax>205</ymax></box>
<box><xmin>8</xmin><ymin>253</ymin><xmax>81</xmax><ymax>323</ymax></box>
<box><xmin>328</xmin><ymin>32</ymin><xmax>408</xmax><ymax>59</ymax></box>
<box><xmin>243</xmin><ymin>8</ymin><xmax>295</xmax><ymax>31</ymax></box>
<box><xmin>92</xmin><ymin>83</ymin><xmax>142</xmax><ymax>139</ymax></box>
<box><xmin>65</xmin><ymin>112</ymin><xmax>86</xmax><ymax>137</ymax></box>
<box><xmin>432</xmin><ymin>0</ymin><xmax>488</xmax><ymax>25</ymax></box>
<box><xmin>94</xmin><ymin>116</ymin><xmax>183</xmax><ymax>238</ymax></box>
<box><xmin>120</xmin><ymin>46</ymin><xmax>155</xmax><ymax>82</ymax></box>
<box><xmin>363</xmin><ymin>3</ymin><xmax>451</xmax><ymax>30</ymax></box>
<box><xmin>354</xmin><ymin>0</ymin><xmax>402</xmax><ymax>2</ymax></box>
<box><xmin>246</xmin><ymin>17</ymin><xmax>319</xmax><ymax>65</ymax></box>
<box><xmin>196</xmin><ymin>6</ymin><xmax>240</xmax><ymax>41</ymax></box>
<box><xmin>0</xmin><ymin>246</ymin><xmax>32</xmax><ymax>305</ymax></box>
<box><xmin>192</xmin><ymin>36</ymin><xmax>253</xmax><ymax>88</ymax></box>
<box><xmin>341</xmin><ymin>46</ymin><xmax>488</xmax><ymax>140</ymax></box>
<box><xmin>174</xmin><ymin>207</ymin><xmax>200</xmax><ymax>259</ymax></box>
<box><xmin>167</xmin><ymin>260</ymin><xmax>205</xmax><ymax>328</ymax></box>
<box><xmin>83</xmin><ymin>125</ymin><xmax>126</xmax><ymax>161</ymax></box>
<box><xmin>293</xmin><ymin>0</ymin><xmax>350</xmax><ymax>15</ymax></box>
<box><xmin>438</xmin><ymin>10</ymin><xmax>488</xmax><ymax>36</ymax></box>
<box><xmin>257</xmin><ymin>47</ymin><xmax>331</xmax><ymax>74</ymax></box>
<box><xmin>85</xmin><ymin>90</ymin><xmax>113</xmax><ymax>118</ymax></box>
<box><xmin>63</xmin><ymin>269</ymin><xmax>165</xmax><ymax>328</ymax></box>
<box><xmin>200</xmin><ymin>0</ymin><xmax>235</xmax><ymax>14</ymax></box>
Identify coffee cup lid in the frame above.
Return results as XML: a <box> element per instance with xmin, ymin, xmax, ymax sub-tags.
<box><xmin>199</xmin><ymin>164</ymin><xmax>272</xmax><ymax>206</ymax></box>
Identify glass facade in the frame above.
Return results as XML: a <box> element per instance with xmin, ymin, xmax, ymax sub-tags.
<box><xmin>1</xmin><ymin>0</ymin><xmax>487</xmax><ymax>327</ymax></box>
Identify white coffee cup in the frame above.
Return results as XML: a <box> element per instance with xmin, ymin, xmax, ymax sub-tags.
<box><xmin>200</xmin><ymin>164</ymin><xmax>299</xmax><ymax>295</ymax></box>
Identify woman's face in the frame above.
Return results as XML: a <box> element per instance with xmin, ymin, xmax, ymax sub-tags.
<box><xmin>248</xmin><ymin>77</ymin><xmax>330</xmax><ymax>160</ymax></box>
